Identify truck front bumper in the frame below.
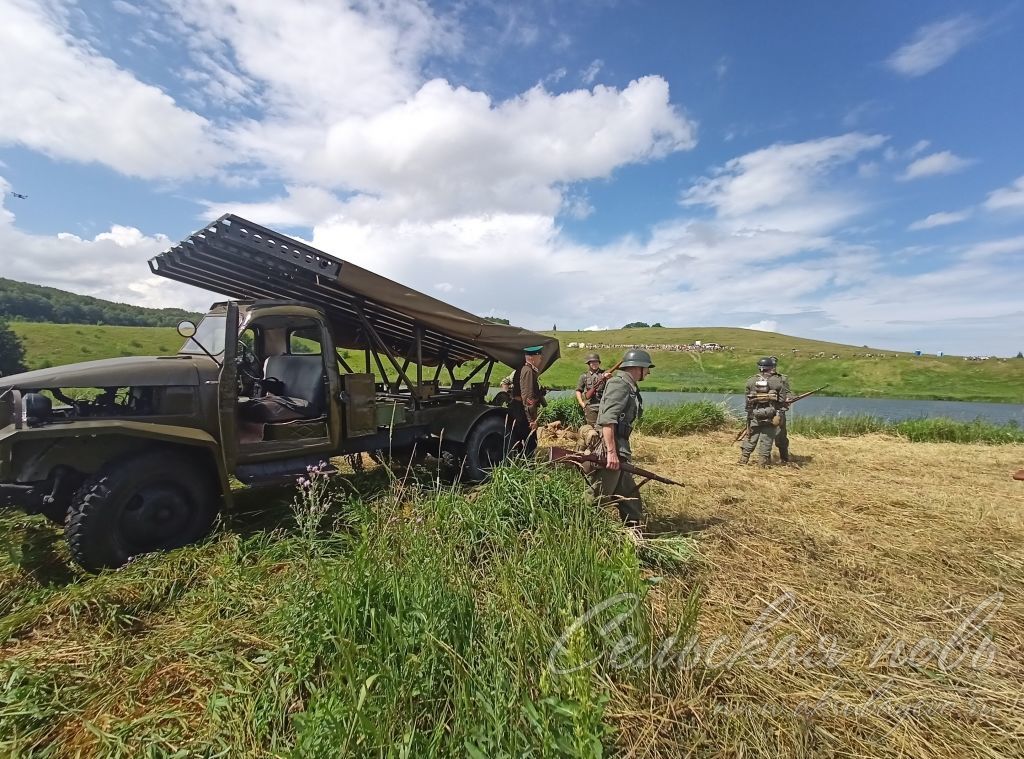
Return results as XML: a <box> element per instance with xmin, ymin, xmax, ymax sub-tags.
<box><xmin>0</xmin><ymin>482</ymin><xmax>41</xmax><ymax>511</ymax></box>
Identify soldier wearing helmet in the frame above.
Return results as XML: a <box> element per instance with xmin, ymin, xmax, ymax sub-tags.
<box><xmin>739</xmin><ymin>356</ymin><xmax>793</xmax><ymax>466</ymax></box>
<box><xmin>575</xmin><ymin>352</ymin><xmax>610</xmax><ymax>424</ymax></box>
<box><xmin>587</xmin><ymin>348</ymin><xmax>654</xmax><ymax>526</ymax></box>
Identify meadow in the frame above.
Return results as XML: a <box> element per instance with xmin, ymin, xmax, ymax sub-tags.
<box><xmin>2</xmin><ymin>428</ymin><xmax>1022</xmax><ymax>757</ymax></box>
<box><xmin>11</xmin><ymin>322</ymin><xmax>1024</xmax><ymax>403</ymax></box>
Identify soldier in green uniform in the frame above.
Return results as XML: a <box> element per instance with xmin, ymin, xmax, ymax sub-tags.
<box><xmin>739</xmin><ymin>356</ymin><xmax>790</xmax><ymax>466</ymax></box>
<box><xmin>508</xmin><ymin>346</ymin><xmax>545</xmax><ymax>453</ymax></box>
<box><xmin>576</xmin><ymin>352</ymin><xmax>611</xmax><ymax>451</ymax></box>
<box><xmin>587</xmin><ymin>349</ymin><xmax>654</xmax><ymax>526</ymax></box>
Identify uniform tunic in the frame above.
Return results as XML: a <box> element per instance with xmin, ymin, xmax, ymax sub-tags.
<box><xmin>586</xmin><ymin>370</ymin><xmax>644</xmax><ymax>524</ymax></box>
<box><xmin>740</xmin><ymin>371</ymin><xmax>790</xmax><ymax>463</ymax></box>
<box><xmin>576</xmin><ymin>368</ymin><xmax>606</xmax><ymax>426</ymax></box>
<box><xmin>508</xmin><ymin>362</ymin><xmax>543</xmax><ymax>452</ymax></box>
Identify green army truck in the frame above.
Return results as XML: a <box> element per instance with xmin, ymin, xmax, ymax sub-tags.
<box><xmin>0</xmin><ymin>215</ymin><xmax>559</xmax><ymax>571</ymax></box>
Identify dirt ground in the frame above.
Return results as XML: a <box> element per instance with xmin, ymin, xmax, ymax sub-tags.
<box><xmin>599</xmin><ymin>430</ymin><xmax>1024</xmax><ymax>757</ymax></box>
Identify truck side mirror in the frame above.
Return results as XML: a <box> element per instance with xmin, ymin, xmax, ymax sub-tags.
<box><xmin>177</xmin><ymin>320</ymin><xmax>198</xmax><ymax>338</ymax></box>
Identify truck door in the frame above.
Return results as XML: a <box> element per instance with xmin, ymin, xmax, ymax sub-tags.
<box><xmin>218</xmin><ymin>301</ymin><xmax>239</xmax><ymax>471</ymax></box>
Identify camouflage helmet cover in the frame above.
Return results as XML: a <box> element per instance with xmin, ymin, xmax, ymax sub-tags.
<box><xmin>619</xmin><ymin>349</ymin><xmax>655</xmax><ymax>369</ymax></box>
<box><xmin>584</xmin><ymin>352</ymin><xmax>601</xmax><ymax>363</ymax></box>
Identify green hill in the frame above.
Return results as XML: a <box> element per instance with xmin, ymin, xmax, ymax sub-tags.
<box><xmin>8</xmin><ymin>322</ymin><xmax>1024</xmax><ymax>403</ymax></box>
<box><xmin>537</xmin><ymin>327</ymin><xmax>1024</xmax><ymax>403</ymax></box>
<box><xmin>0</xmin><ymin>277</ymin><xmax>199</xmax><ymax>327</ymax></box>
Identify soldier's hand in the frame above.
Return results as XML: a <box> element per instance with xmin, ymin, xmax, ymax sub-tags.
<box><xmin>606</xmin><ymin>450</ymin><xmax>621</xmax><ymax>470</ymax></box>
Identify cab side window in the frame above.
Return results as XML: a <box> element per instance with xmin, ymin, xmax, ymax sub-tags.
<box><xmin>288</xmin><ymin>326</ymin><xmax>323</xmax><ymax>355</ymax></box>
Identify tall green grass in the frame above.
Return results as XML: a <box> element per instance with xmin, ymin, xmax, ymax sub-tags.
<box><xmin>539</xmin><ymin>396</ymin><xmax>733</xmax><ymax>436</ymax></box>
<box><xmin>789</xmin><ymin>414</ymin><xmax>1024</xmax><ymax>443</ymax></box>
<box><xmin>0</xmin><ymin>463</ymin><xmax>696</xmax><ymax>757</ymax></box>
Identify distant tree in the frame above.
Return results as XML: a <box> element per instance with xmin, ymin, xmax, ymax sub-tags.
<box><xmin>651</xmin><ymin>322</ymin><xmax>664</xmax><ymax>328</ymax></box>
<box><xmin>553</xmin><ymin>324</ymin><xmax>557</xmax><ymax>331</ymax></box>
<box><xmin>622</xmin><ymin>321</ymin><xmax>650</xmax><ymax>329</ymax></box>
<box><xmin>0</xmin><ymin>320</ymin><xmax>27</xmax><ymax>376</ymax></box>
<box><xmin>484</xmin><ymin>317</ymin><xmax>510</xmax><ymax>325</ymax></box>
<box><xmin>1017</xmin><ymin>351</ymin><xmax>1023</xmax><ymax>359</ymax></box>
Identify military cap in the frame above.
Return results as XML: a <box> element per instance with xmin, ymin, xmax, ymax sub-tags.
<box><xmin>523</xmin><ymin>345</ymin><xmax>544</xmax><ymax>355</ymax></box>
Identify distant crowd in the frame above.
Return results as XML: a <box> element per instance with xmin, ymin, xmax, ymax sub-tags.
<box><xmin>566</xmin><ymin>341</ymin><xmax>731</xmax><ymax>353</ymax></box>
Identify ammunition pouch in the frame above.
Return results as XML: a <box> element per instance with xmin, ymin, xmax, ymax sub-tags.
<box><xmin>751</xmin><ymin>406</ymin><xmax>777</xmax><ymax>423</ymax></box>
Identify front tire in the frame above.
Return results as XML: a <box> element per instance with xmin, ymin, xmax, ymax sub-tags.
<box><xmin>65</xmin><ymin>450</ymin><xmax>220</xmax><ymax>572</ymax></box>
<box><xmin>461</xmin><ymin>415</ymin><xmax>509</xmax><ymax>483</ymax></box>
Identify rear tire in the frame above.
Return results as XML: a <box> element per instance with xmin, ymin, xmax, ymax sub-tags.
<box><xmin>65</xmin><ymin>450</ymin><xmax>220</xmax><ymax>572</ymax></box>
<box><xmin>461</xmin><ymin>415</ymin><xmax>509</xmax><ymax>483</ymax></box>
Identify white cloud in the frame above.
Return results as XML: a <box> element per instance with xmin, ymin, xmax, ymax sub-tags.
<box><xmin>898</xmin><ymin>150</ymin><xmax>973</xmax><ymax>181</ymax></box>
<box><xmin>715</xmin><ymin>56</ymin><xmax>730</xmax><ymax>80</ymax></box>
<box><xmin>111</xmin><ymin>0</ymin><xmax>142</xmax><ymax>16</ymax></box>
<box><xmin>581</xmin><ymin>59</ymin><xmax>604</xmax><ymax>85</ymax></box>
<box><xmin>886</xmin><ymin>15</ymin><xmax>982</xmax><ymax>77</ymax></box>
<box><xmin>0</xmin><ymin>181</ymin><xmax>202</xmax><ymax>309</ymax></box>
<box><xmin>200</xmin><ymin>186</ymin><xmax>346</xmax><ymax>229</ymax></box>
<box><xmin>963</xmin><ymin>235</ymin><xmax>1024</xmax><ymax>260</ymax></box>
<box><xmin>747</xmin><ymin>320</ymin><xmax>779</xmax><ymax>332</ymax></box>
<box><xmin>681</xmin><ymin>133</ymin><xmax>886</xmax><ymax>231</ymax></box>
<box><xmin>908</xmin><ymin>209</ymin><xmax>972</xmax><ymax>230</ymax></box>
<box><xmin>984</xmin><ymin>176</ymin><xmax>1024</xmax><ymax>213</ymax></box>
<box><xmin>0</xmin><ymin>0</ymin><xmax>220</xmax><ymax>179</ymax></box>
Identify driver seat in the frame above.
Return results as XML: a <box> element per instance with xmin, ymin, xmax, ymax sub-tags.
<box><xmin>240</xmin><ymin>355</ymin><xmax>326</xmax><ymax>423</ymax></box>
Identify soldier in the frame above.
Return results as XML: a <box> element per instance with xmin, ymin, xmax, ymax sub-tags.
<box><xmin>738</xmin><ymin>356</ymin><xmax>790</xmax><ymax>466</ymax></box>
<box><xmin>508</xmin><ymin>346</ymin><xmax>546</xmax><ymax>453</ymax></box>
<box><xmin>490</xmin><ymin>372</ymin><xmax>515</xmax><ymax>407</ymax></box>
<box><xmin>576</xmin><ymin>352</ymin><xmax>611</xmax><ymax>451</ymax></box>
<box><xmin>587</xmin><ymin>349</ymin><xmax>654</xmax><ymax>526</ymax></box>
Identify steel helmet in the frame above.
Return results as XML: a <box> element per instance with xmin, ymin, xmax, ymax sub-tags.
<box><xmin>757</xmin><ymin>356</ymin><xmax>777</xmax><ymax>369</ymax></box>
<box><xmin>620</xmin><ymin>349</ymin><xmax>655</xmax><ymax>369</ymax></box>
<box><xmin>584</xmin><ymin>352</ymin><xmax>601</xmax><ymax>363</ymax></box>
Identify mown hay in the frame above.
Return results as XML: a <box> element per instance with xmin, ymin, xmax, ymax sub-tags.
<box><xmin>609</xmin><ymin>431</ymin><xmax>1024</xmax><ymax>757</ymax></box>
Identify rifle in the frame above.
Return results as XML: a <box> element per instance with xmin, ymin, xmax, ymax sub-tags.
<box><xmin>733</xmin><ymin>384</ymin><xmax>830</xmax><ymax>442</ymax></box>
<box><xmin>548</xmin><ymin>446</ymin><xmax>685</xmax><ymax>488</ymax></box>
<box><xmin>583</xmin><ymin>360</ymin><xmax>622</xmax><ymax>402</ymax></box>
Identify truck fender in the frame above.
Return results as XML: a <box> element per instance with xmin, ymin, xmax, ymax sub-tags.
<box><xmin>6</xmin><ymin>421</ymin><xmax>232</xmax><ymax>506</ymax></box>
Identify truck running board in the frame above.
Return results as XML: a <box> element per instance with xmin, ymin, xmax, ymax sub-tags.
<box><xmin>235</xmin><ymin>456</ymin><xmax>337</xmax><ymax>486</ymax></box>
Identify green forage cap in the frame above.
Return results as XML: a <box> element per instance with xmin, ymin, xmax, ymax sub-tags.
<box><xmin>523</xmin><ymin>345</ymin><xmax>544</xmax><ymax>355</ymax></box>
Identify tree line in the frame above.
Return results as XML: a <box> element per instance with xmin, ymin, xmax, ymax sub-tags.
<box><xmin>0</xmin><ymin>277</ymin><xmax>199</xmax><ymax>327</ymax></box>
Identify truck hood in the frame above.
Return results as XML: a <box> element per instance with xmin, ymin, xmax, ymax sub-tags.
<box><xmin>0</xmin><ymin>355</ymin><xmax>209</xmax><ymax>390</ymax></box>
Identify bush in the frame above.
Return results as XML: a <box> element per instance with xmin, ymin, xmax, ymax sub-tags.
<box><xmin>0</xmin><ymin>320</ymin><xmax>26</xmax><ymax>376</ymax></box>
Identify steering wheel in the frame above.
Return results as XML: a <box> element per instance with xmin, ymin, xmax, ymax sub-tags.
<box><xmin>236</xmin><ymin>340</ymin><xmax>262</xmax><ymax>382</ymax></box>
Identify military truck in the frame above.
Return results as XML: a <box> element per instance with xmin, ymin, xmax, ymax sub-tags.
<box><xmin>0</xmin><ymin>215</ymin><xmax>559</xmax><ymax>571</ymax></box>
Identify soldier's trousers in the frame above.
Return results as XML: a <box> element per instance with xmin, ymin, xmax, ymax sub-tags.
<box><xmin>506</xmin><ymin>401</ymin><xmax>537</xmax><ymax>455</ymax></box>
<box><xmin>740</xmin><ymin>423</ymin><xmax>778</xmax><ymax>463</ymax></box>
<box><xmin>583</xmin><ymin>404</ymin><xmax>599</xmax><ymax>426</ymax></box>
<box><xmin>587</xmin><ymin>461</ymin><xmax>643</xmax><ymax>526</ymax></box>
<box><xmin>578</xmin><ymin>404</ymin><xmax>602</xmax><ymax>451</ymax></box>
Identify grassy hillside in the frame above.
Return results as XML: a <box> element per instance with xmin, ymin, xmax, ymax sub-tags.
<box><xmin>0</xmin><ymin>277</ymin><xmax>199</xmax><ymax>327</ymax></box>
<box><xmin>539</xmin><ymin>327</ymin><xmax>1024</xmax><ymax>403</ymax></box>
<box><xmin>9</xmin><ymin>322</ymin><xmax>1024</xmax><ymax>403</ymax></box>
<box><xmin>11</xmin><ymin>322</ymin><xmax>180</xmax><ymax>370</ymax></box>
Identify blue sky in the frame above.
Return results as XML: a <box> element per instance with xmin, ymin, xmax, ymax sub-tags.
<box><xmin>1</xmin><ymin>0</ymin><xmax>1022</xmax><ymax>355</ymax></box>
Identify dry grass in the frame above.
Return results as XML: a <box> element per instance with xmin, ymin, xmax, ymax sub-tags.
<box><xmin>608</xmin><ymin>430</ymin><xmax>1024</xmax><ymax>757</ymax></box>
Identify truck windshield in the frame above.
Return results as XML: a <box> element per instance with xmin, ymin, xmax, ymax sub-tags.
<box><xmin>178</xmin><ymin>315</ymin><xmax>227</xmax><ymax>355</ymax></box>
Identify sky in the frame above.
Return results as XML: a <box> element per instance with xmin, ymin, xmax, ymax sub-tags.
<box><xmin>1</xmin><ymin>0</ymin><xmax>1022</xmax><ymax>356</ymax></box>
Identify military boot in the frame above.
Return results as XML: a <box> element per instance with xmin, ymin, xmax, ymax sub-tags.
<box><xmin>737</xmin><ymin>453</ymin><xmax>750</xmax><ymax>465</ymax></box>
<box><xmin>778</xmin><ymin>443</ymin><xmax>790</xmax><ymax>463</ymax></box>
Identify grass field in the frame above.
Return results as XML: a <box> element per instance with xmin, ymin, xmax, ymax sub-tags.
<box><xmin>2</xmin><ymin>432</ymin><xmax>1022</xmax><ymax>756</ymax></box>
<box><xmin>10</xmin><ymin>322</ymin><xmax>1024</xmax><ymax>403</ymax></box>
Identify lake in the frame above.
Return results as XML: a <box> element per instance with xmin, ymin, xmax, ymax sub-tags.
<box><xmin>547</xmin><ymin>390</ymin><xmax>1024</xmax><ymax>426</ymax></box>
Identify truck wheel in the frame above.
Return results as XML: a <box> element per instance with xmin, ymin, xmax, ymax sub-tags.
<box><xmin>461</xmin><ymin>415</ymin><xmax>509</xmax><ymax>483</ymax></box>
<box><xmin>65</xmin><ymin>451</ymin><xmax>220</xmax><ymax>572</ymax></box>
